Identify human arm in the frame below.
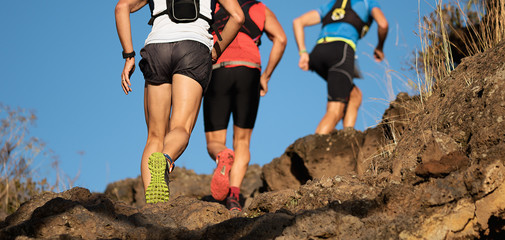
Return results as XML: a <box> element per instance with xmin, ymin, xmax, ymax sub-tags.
<box><xmin>115</xmin><ymin>0</ymin><xmax>148</xmax><ymax>95</ymax></box>
<box><xmin>259</xmin><ymin>7</ymin><xmax>287</xmax><ymax>96</ymax></box>
<box><xmin>371</xmin><ymin>7</ymin><xmax>388</xmax><ymax>62</ymax></box>
<box><xmin>292</xmin><ymin>10</ymin><xmax>320</xmax><ymax>71</ymax></box>
<box><xmin>212</xmin><ymin>0</ymin><xmax>245</xmax><ymax>61</ymax></box>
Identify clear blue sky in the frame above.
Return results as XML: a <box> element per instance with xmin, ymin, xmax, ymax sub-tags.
<box><xmin>0</xmin><ymin>0</ymin><xmax>437</xmax><ymax>192</ymax></box>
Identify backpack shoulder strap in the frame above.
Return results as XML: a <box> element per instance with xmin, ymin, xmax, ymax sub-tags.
<box><xmin>148</xmin><ymin>0</ymin><xmax>155</xmax><ymax>13</ymax></box>
<box><xmin>213</xmin><ymin>0</ymin><xmax>263</xmax><ymax>45</ymax></box>
<box><xmin>147</xmin><ymin>0</ymin><xmax>168</xmax><ymax>25</ymax></box>
<box><xmin>239</xmin><ymin>0</ymin><xmax>263</xmax><ymax>45</ymax></box>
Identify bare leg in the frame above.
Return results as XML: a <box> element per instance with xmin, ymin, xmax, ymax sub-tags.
<box><xmin>140</xmin><ymin>74</ymin><xmax>203</xmax><ymax>191</ymax></box>
<box><xmin>315</xmin><ymin>101</ymin><xmax>346</xmax><ymax>134</ymax></box>
<box><xmin>342</xmin><ymin>86</ymin><xmax>362</xmax><ymax>128</ymax></box>
<box><xmin>141</xmin><ymin>83</ymin><xmax>172</xmax><ymax>191</ymax></box>
<box><xmin>144</xmin><ymin>84</ymin><xmax>148</xmax><ymax>125</ymax></box>
<box><xmin>162</xmin><ymin>74</ymin><xmax>203</xmax><ymax>160</ymax></box>
<box><xmin>206</xmin><ymin>130</ymin><xmax>228</xmax><ymax>160</ymax></box>
<box><xmin>144</xmin><ymin>85</ymin><xmax>170</xmax><ymax>135</ymax></box>
<box><xmin>229</xmin><ymin>126</ymin><xmax>253</xmax><ymax>188</ymax></box>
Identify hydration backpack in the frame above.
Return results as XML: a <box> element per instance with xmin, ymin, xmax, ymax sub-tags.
<box><xmin>321</xmin><ymin>0</ymin><xmax>373</xmax><ymax>39</ymax></box>
<box><xmin>213</xmin><ymin>0</ymin><xmax>263</xmax><ymax>46</ymax></box>
<box><xmin>148</xmin><ymin>0</ymin><xmax>222</xmax><ymax>40</ymax></box>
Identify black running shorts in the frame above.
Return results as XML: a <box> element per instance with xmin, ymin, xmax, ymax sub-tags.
<box><xmin>309</xmin><ymin>41</ymin><xmax>355</xmax><ymax>103</ymax></box>
<box><xmin>138</xmin><ymin>40</ymin><xmax>212</xmax><ymax>90</ymax></box>
<box><xmin>203</xmin><ymin>66</ymin><xmax>261</xmax><ymax>131</ymax></box>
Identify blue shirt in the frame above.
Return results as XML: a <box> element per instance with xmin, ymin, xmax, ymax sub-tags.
<box><xmin>316</xmin><ymin>0</ymin><xmax>380</xmax><ymax>46</ymax></box>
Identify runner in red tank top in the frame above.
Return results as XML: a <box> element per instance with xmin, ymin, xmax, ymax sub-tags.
<box><xmin>204</xmin><ymin>0</ymin><xmax>287</xmax><ymax>211</ymax></box>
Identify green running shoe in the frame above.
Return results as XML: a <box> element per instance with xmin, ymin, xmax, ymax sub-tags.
<box><xmin>145</xmin><ymin>152</ymin><xmax>170</xmax><ymax>203</ymax></box>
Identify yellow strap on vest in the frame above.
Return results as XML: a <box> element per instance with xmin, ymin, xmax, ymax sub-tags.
<box><xmin>316</xmin><ymin>37</ymin><xmax>356</xmax><ymax>51</ymax></box>
<box><xmin>342</xmin><ymin>0</ymin><xmax>349</xmax><ymax>8</ymax></box>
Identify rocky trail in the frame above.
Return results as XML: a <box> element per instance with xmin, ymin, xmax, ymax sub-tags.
<box><xmin>2</xmin><ymin>42</ymin><xmax>505</xmax><ymax>240</ymax></box>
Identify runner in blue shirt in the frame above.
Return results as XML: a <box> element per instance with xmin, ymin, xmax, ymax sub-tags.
<box><xmin>293</xmin><ymin>0</ymin><xmax>388</xmax><ymax>134</ymax></box>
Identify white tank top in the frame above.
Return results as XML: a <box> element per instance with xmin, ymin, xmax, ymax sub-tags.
<box><xmin>145</xmin><ymin>0</ymin><xmax>213</xmax><ymax>50</ymax></box>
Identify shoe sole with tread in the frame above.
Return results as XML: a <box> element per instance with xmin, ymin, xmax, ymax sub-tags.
<box><xmin>145</xmin><ymin>152</ymin><xmax>170</xmax><ymax>203</ymax></box>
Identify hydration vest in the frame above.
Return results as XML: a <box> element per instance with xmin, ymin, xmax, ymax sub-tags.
<box><xmin>148</xmin><ymin>0</ymin><xmax>222</xmax><ymax>40</ymax></box>
<box><xmin>321</xmin><ymin>0</ymin><xmax>373</xmax><ymax>39</ymax></box>
<box><xmin>213</xmin><ymin>0</ymin><xmax>263</xmax><ymax>46</ymax></box>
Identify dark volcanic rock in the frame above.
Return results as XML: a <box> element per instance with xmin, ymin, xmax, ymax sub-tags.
<box><xmin>104</xmin><ymin>176</ymin><xmax>145</xmax><ymax>207</ymax></box>
<box><xmin>0</xmin><ymin>187</ymin><xmax>233</xmax><ymax>240</ymax></box>
<box><xmin>262</xmin><ymin>130</ymin><xmax>367</xmax><ymax>191</ymax></box>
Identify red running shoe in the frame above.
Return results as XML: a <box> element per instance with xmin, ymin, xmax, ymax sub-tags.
<box><xmin>211</xmin><ymin>149</ymin><xmax>235</xmax><ymax>201</ymax></box>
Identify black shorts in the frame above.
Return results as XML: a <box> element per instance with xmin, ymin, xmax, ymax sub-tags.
<box><xmin>138</xmin><ymin>40</ymin><xmax>212</xmax><ymax>90</ymax></box>
<box><xmin>309</xmin><ymin>41</ymin><xmax>355</xmax><ymax>103</ymax></box>
<box><xmin>203</xmin><ymin>66</ymin><xmax>261</xmax><ymax>131</ymax></box>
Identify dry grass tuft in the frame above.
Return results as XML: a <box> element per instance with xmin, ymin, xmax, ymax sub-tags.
<box><xmin>416</xmin><ymin>0</ymin><xmax>505</xmax><ymax>98</ymax></box>
<box><xmin>0</xmin><ymin>104</ymin><xmax>77</xmax><ymax>215</ymax></box>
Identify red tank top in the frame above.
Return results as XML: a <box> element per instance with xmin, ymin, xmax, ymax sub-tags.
<box><xmin>213</xmin><ymin>2</ymin><xmax>266</xmax><ymax>69</ymax></box>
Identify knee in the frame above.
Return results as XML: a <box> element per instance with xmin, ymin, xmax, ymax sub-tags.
<box><xmin>147</xmin><ymin>130</ymin><xmax>165</xmax><ymax>143</ymax></box>
<box><xmin>233</xmin><ymin>133</ymin><xmax>251</xmax><ymax>150</ymax></box>
<box><xmin>351</xmin><ymin>86</ymin><xmax>362</xmax><ymax>97</ymax></box>
<box><xmin>326</xmin><ymin>101</ymin><xmax>346</xmax><ymax>115</ymax></box>
<box><xmin>351</xmin><ymin>88</ymin><xmax>362</xmax><ymax>103</ymax></box>
<box><xmin>233</xmin><ymin>139</ymin><xmax>250</xmax><ymax>150</ymax></box>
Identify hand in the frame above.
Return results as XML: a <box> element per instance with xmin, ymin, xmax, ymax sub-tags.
<box><xmin>298</xmin><ymin>52</ymin><xmax>310</xmax><ymax>71</ymax></box>
<box><xmin>373</xmin><ymin>48</ymin><xmax>385</xmax><ymax>62</ymax></box>
<box><xmin>211</xmin><ymin>48</ymin><xmax>218</xmax><ymax>63</ymax></box>
<box><xmin>121</xmin><ymin>57</ymin><xmax>135</xmax><ymax>95</ymax></box>
<box><xmin>260</xmin><ymin>74</ymin><xmax>270</xmax><ymax>96</ymax></box>
<box><xmin>211</xmin><ymin>41</ymin><xmax>222</xmax><ymax>63</ymax></box>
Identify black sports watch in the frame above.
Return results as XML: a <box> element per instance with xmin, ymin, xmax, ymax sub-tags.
<box><xmin>122</xmin><ymin>50</ymin><xmax>136</xmax><ymax>59</ymax></box>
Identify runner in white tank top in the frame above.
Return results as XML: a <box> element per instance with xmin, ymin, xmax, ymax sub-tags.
<box><xmin>115</xmin><ymin>0</ymin><xmax>245</xmax><ymax>203</ymax></box>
